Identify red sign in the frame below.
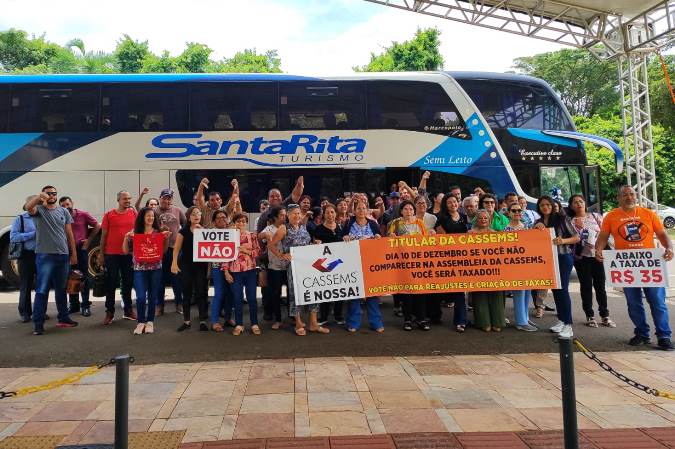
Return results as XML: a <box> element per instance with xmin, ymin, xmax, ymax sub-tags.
<box><xmin>133</xmin><ymin>233</ymin><xmax>164</xmax><ymax>264</ymax></box>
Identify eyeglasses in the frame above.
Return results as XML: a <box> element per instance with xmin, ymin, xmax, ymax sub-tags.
<box><xmin>45</xmin><ymin>192</ymin><xmax>57</xmax><ymax>196</ymax></box>
<box><xmin>510</xmin><ymin>209</ymin><xmax>522</xmax><ymax>213</ymax></box>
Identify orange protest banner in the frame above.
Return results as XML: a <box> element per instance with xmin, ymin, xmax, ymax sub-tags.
<box><xmin>360</xmin><ymin>229</ymin><xmax>559</xmax><ymax>297</ymax></box>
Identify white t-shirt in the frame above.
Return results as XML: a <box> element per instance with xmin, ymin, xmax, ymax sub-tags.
<box><xmin>422</xmin><ymin>213</ymin><xmax>437</xmax><ymax>232</ymax></box>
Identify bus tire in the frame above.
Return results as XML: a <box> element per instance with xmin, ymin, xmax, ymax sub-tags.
<box><xmin>0</xmin><ymin>239</ymin><xmax>20</xmax><ymax>287</ymax></box>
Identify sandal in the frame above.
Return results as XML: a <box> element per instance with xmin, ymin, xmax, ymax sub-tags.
<box><xmin>295</xmin><ymin>326</ymin><xmax>307</xmax><ymax>336</ymax></box>
<box><xmin>492</xmin><ymin>326</ymin><xmax>502</xmax><ymax>332</ymax></box>
<box><xmin>482</xmin><ymin>327</ymin><xmax>491</xmax><ymax>332</ymax></box>
<box><xmin>251</xmin><ymin>325</ymin><xmax>262</xmax><ymax>335</ymax></box>
<box><xmin>375</xmin><ymin>327</ymin><xmax>384</xmax><ymax>333</ymax></box>
<box><xmin>601</xmin><ymin>317</ymin><xmax>616</xmax><ymax>328</ymax></box>
<box><xmin>309</xmin><ymin>326</ymin><xmax>330</xmax><ymax>334</ymax></box>
<box><xmin>347</xmin><ymin>328</ymin><xmax>358</xmax><ymax>333</ymax></box>
<box><xmin>271</xmin><ymin>322</ymin><xmax>282</xmax><ymax>330</ymax></box>
<box><xmin>586</xmin><ymin>317</ymin><xmax>599</xmax><ymax>328</ymax></box>
<box><xmin>212</xmin><ymin>323</ymin><xmax>224</xmax><ymax>333</ymax></box>
<box><xmin>534</xmin><ymin>307</ymin><xmax>544</xmax><ymax>318</ymax></box>
<box><xmin>417</xmin><ymin>320</ymin><xmax>431</xmax><ymax>331</ymax></box>
<box><xmin>455</xmin><ymin>324</ymin><xmax>466</xmax><ymax>333</ymax></box>
<box><xmin>232</xmin><ymin>325</ymin><xmax>244</xmax><ymax>336</ymax></box>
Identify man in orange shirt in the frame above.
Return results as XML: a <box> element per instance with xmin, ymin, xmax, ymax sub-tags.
<box><xmin>596</xmin><ymin>186</ymin><xmax>673</xmax><ymax>351</ymax></box>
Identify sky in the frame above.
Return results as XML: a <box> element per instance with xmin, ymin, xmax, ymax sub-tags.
<box><xmin>0</xmin><ymin>0</ymin><xmax>569</xmax><ymax>74</ymax></box>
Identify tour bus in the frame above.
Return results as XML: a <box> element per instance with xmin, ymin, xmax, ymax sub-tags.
<box><xmin>0</xmin><ymin>72</ymin><xmax>622</xmax><ymax>285</ymax></box>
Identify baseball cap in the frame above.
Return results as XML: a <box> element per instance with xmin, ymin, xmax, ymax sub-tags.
<box><xmin>389</xmin><ymin>191</ymin><xmax>401</xmax><ymax>199</ymax></box>
<box><xmin>160</xmin><ymin>188</ymin><xmax>174</xmax><ymax>198</ymax></box>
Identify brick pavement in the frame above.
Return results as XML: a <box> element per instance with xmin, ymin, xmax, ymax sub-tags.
<box><xmin>0</xmin><ymin>352</ymin><xmax>674</xmax><ymax>446</ymax></box>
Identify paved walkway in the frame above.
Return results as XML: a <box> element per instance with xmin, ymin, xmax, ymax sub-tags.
<box><xmin>1</xmin><ymin>351</ymin><xmax>674</xmax><ymax>445</ymax></box>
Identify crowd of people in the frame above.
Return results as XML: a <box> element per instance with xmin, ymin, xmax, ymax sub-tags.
<box><xmin>9</xmin><ymin>173</ymin><xmax>674</xmax><ymax>350</ymax></box>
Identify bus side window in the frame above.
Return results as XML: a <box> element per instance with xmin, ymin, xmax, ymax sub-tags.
<box><xmin>0</xmin><ymin>87</ymin><xmax>8</xmax><ymax>132</ymax></box>
<box><xmin>9</xmin><ymin>85</ymin><xmax>98</xmax><ymax>132</ymax></box>
<box><xmin>279</xmin><ymin>82</ymin><xmax>365</xmax><ymax>130</ymax></box>
<box><xmin>190</xmin><ymin>83</ymin><xmax>277</xmax><ymax>131</ymax></box>
<box><xmin>101</xmin><ymin>84</ymin><xmax>188</xmax><ymax>132</ymax></box>
<box><xmin>367</xmin><ymin>81</ymin><xmax>467</xmax><ymax>137</ymax></box>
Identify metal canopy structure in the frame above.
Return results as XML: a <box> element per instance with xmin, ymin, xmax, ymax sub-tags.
<box><xmin>365</xmin><ymin>0</ymin><xmax>675</xmax><ymax>208</ymax></box>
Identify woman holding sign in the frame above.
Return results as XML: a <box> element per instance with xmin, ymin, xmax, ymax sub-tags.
<box><xmin>270</xmin><ymin>204</ymin><xmax>330</xmax><ymax>336</ymax></box>
<box><xmin>534</xmin><ymin>196</ymin><xmax>580</xmax><ymax>339</ymax></box>
<box><xmin>388</xmin><ymin>199</ymin><xmax>429</xmax><ymax>332</ymax></box>
<box><xmin>222</xmin><ymin>213</ymin><xmax>261</xmax><ymax>336</ymax></box>
<box><xmin>122</xmin><ymin>207</ymin><xmax>170</xmax><ymax>335</ymax></box>
<box><xmin>568</xmin><ymin>194</ymin><xmax>615</xmax><ymax>329</ymax></box>
<box><xmin>343</xmin><ymin>201</ymin><xmax>384</xmax><ymax>333</ymax></box>
<box><xmin>210</xmin><ymin>210</ymin><xmax>235</xmax><ymax>332</ymax></box>
<box><xmin>469</xmin><ymin>209</ymin><xmax>506</xmax><ymax>332</ymax></box>
<box><xmin>172</xmin><ymin>207</ymin><xmax>209</xmax><ymax>332</ymax></box>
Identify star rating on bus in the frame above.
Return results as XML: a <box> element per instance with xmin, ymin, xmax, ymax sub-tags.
<box><xmin>520</xmin><ymin>156</ymin><xmax>562</xmax><ymax>161</ymax></box>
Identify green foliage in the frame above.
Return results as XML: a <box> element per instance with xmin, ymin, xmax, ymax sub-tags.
<box><xmin>514</xmin><ymin>48</ymin><xmax>618</xmax><ymax>117</ymax></box>
<box><xmin>647</xmin><ymin>55</ymin><xmax>675</xmax><ymax>132</ymax></box>
<box><xmin>574</xmin><ymin>114</ymin><xmax>675</xmax><ymax>209</ymax></box>
<box><xmin>113</xmin><ymin>35</ymin><xmax>149</xmax><ymax>73</ymax></box>
<box><xmin>0</xmin><ymin>29</ymin><xmax>282</xmax><ymax>76</ymax></box>
<box><xmin>355</xmin><ymin>28</ymin><xmax>443</xmax><ymax>72</ymax></box>
<box><xmin>176</xmin><ymin>42</ymin><xmax>212</xmax><ymax>73</ymax></box>
<box><xmin>212</xmin><ymin>49</ymin><xmax>282</xmax><ymax>73</ymax></box>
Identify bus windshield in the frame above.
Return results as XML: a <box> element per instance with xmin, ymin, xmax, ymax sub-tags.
<box><xmin>456</xmin><ymin>79</ymin><xmax>573</xmax><ymax>131</ymax></box>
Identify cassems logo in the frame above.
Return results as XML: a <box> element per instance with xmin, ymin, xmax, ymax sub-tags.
<box><xmin>312</xmin><ymin>257</ymin><xmax>344</xmax><ymax>273</ymax></box>
<box><xmin>145</xmin><ymin>133</ymin><xmax>366</xmax><ymax>167</ymax></box>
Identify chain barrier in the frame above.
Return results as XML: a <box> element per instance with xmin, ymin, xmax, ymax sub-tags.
<box><xmin>0</xmin><ymin>356</ymin><xmax>133</xmax><ymax>400</ymax></box>
<box><xmin>573</xmin><ymin>338</ymin><xmax>675</xmax><ymax>400</ymax></box>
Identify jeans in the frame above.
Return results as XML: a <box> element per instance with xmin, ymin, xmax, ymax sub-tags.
<box><xmin>511</xmin><ymin>290</ymin><xmax>531</xmax><ymax>326</ymax></box>
<box><xmin>69</xmin><ymin>244</ymin><xmax>91</xmax><ymax>309</ymax></box>
<box><xmin>448</xmin><ymin>292</ymin><xmax>467</xmax><ymax>326</ymax></box>
<box><xmin>18</xmin><ymin>249</ymin><xmax>36</xmax><ymax>319</ymax></box>
<box><xmin>574</xmin><ymin>256</ymin><xmax>609</xmax><ymax>319</ymax></box>
<box><xmin>552</xmin><ymin>253</ymin><xmax>574</xmax><ymax>325</ymax></box>
<box><xmin>231</xmin><ymin>269</ymin><xmax>258</xmax><ymax>326</ymax></box>
<box><xmin>181</xmin><ymin>262</ymin><xmax>208</xmax><ymax>322</ymax></box>
<box><xmin>211</xmin><ymin>267</ymin><xmax>233</xmax><ymax>324</ymax></box>
<box><xmin>104</xmin><ymin>254</ymin><xmax>133</xmax><ymax>315</ymax></box>
<box><xmin>33</xmin><ymin>253</ymin><xmax>70</xmax><ymax>328</ymax></box>
<box><xmin>159</xmin><ymin>250</ymin><xmax>182</xmax><ymax>306</ymax></box>
<box><xmin>624</xmin><ymin>287</ymin><xmax>671</xmax><ymax>339</ymax></box>
<box><xmin>133</xmin><ymin>269</ymin><xmax>161</xmax><ymax>323</ymax></box>
<box><xmin>267</xmin><ymin>269</ymin><xmax>286</xmax><ymax>322</ymax></box>
<box><xmin>346</xmin><ymin>297</ymin><xmax>383</xmax><ymax>330</ymax></box>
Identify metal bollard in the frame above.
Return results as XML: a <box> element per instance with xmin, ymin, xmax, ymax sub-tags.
<box><xmin>558</xmin><ymin>338</ymin><xmax>579</xmax><ymax>449</ymax></box>
<box><xmin>114</xmin><ymin>355</ymin><xmax>130</xmax><ymax>449</ymax></box>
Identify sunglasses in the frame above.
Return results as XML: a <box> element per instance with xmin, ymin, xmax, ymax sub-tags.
<box><xmin>510</xmin><ymin>209</ymin><xmax>522</xmax><ymax>213</ymax></box>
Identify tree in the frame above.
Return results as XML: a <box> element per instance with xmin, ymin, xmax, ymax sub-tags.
<box><xmin>355</xmin><ymin>28</ymin><xmax>443</xmax><ymax>72</ymax></box>
<box><xmin>212</xmin><ymin>49</ymin><xmax>282</xmax><ymax>73</ymax></box>
<box><xmin>176</xmin><ymin>42</ymin><xmax>212</xmax><ymax>73</ymax></box>
<box><xmin>142</xmin><ymin>50</ymin><xmax>178</xmax><ymax>73</ymax></box>
<box><xmin>514</xmin><ymin>48</ymin><xmax>618</xmax><ymax>117</ymax></box>
<box><xmin>114</xmin><ymin>35</ymin><xmax>149</xmax><ymax>73</ymax></box>
<box><xmin>0</xmin><ymin>29</ymin><xmax>61</xmax><ymax>71</ymax></box>
<box><xmin>647</xmin><ymin>54</ymin><xmax>675</xmax><ymax>132</ymax></box>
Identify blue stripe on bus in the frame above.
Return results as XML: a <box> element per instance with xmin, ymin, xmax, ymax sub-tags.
<box><xmin>0</xmin><ymin>134</ymin><xmax>42</xmax><ymax>162</ymax></box>
<box><xmin>0</xmin><ymin>73</ymin><xmax>320</xmax><ymax>84</ymax></box>
<box><xmin>507</xmin><ymin>128</ymin><xmax>578</xmax><ymax>147</ymax></box>
<box><xmin>0</xmin><ymin>133</ymin><xmax>114</xmax><ymax>188</ymax></box>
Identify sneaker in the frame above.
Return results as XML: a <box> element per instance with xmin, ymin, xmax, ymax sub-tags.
<box><xmin>549</xmin><ymin>320</ymin><xmax>564</xmax><ymax>333</ymax></box>
<box><xmin>123</xmin><ymin>310</ymin><xmax>137</xmax><ymax>321</ymax></box>
<box><xmin>657</xmin><ymin>338</ymin><xmax>674</xmax><ymax>351</ymax></box>
<box><xmin>504</xmin><ymin>317</ymin><xmax>511</xmax><ymax>326</ymax></box>
<box><xmin>33</xmin><ymin>327</ymin><xmax>44</xmax><ymax>335</ymax></box>
<box><xmin>199</xmin><ymin>322</ymin><xmax>209</xmax><ymax>332</ymax></box>
<box><xmin>102</xmin><ymin>312</ymin><xmax>114</xmax><ymax>325</ymax></box>
<box><xmin>403</xmin><ymin>321</ymin><xmax>413</xmax><ymax>331</ymax></box>
<box><xmin>628</xmin><ymin>335</ymin><xmax>651</xmax><ymax>346</ymax></box>
<box><xmin>558</xmin><ymin>324</ymin><xmax>573</xmax><ymax>339</ymax></box>
<box><xmin>56</xmin><ymin>318</ymin><xmax>79</xmax><ymax>328</ymax></box>
<box><xmin>177</xmin><ymin>322</ymin><xmax>191</xmax><ymax>332</ymax></box>
<box><xmin>516</xmin><ymin>324</ymin><xmax>538</xmax><ymax>332</ymax></box>
<box><xmin>145</xmin><ymin>322</ymin><xmax>154</xmax><ymax>334</ymax></box>
<box><xmin>81</xmin><ymin>307</ymin><xmax>91</xmax><ymax>317</ymax></box>
<box><xmin>133</xmin><ymin>323</ymin><xmax>145</xmax><ymax>335</ymax></box>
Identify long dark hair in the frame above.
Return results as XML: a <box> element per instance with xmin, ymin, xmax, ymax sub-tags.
<box><xmin>439</xmin><ymin>192</ymin><xmax>460</xmax><ymax>218</ymax></box>
<box><xmin>134</xmin><ymin>207</ymin><xmax>159</xmax><ymax>234</ymax></box>
<box><xmin>536</xmin><ymin>195</ymin><xmax>563</xmax><ymax>228</ymax></box>
<box><xmin>566</xmin><ymin>194</ymin><xmax>586</xmax><ymax>218</ymax></box>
